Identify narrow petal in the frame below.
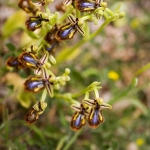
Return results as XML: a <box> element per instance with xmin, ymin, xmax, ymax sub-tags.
<box><xmin>96</xmin><ymin>0</ymin><xmax>101</xmax><ymax>4</ymax></box>
<box><xmin>71</xmin><ymin>104</ymin><xmax>82</xmax><ymax>111</ymax></box>
<box><xmin>100</xmin><ymin>103</ymin><xmax>112</xmax><ymax>109</ymax></box>
<box><xmin>45</xmin><ymin>83</ymin><xmax>53</xmax><ymax>97</ymax></box>
<box><xmin>63</xmin><ymin>0</ymin><xmax>73</xmax><ymax>6</ymax></box>
<box><xmin>40</xmin><ymin>53</ymin><xmax>48</xmax><ymax>64</ymax></box>
<box><xmin>34</xmin><ymin>68</ymin><xmax>42</xmax><ymax>75</ymax></box>
<box><xmin>42</xmin><ymin>68</ymin><xmax>49</xmax><ymax>79</ymax></box>
<box><xmin>67</xmin><ymin>14</ymin><xmax>76</xmax><ymax>24</ymax></box>
<box><xmin>29</xmin><ymin>0</ymin><xmax>45</xmax><ymax>6</ymax></box>
<box><xmin>83</xmin><ymin>99</ymin><xmax>96</xmax><ymax>106</ymax></box>
<box><xmin>76</xmin><ymin>26</ymin><xmax>85</xmax><ymax>36</ymax></box>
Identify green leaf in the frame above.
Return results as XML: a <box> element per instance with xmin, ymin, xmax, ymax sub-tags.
<box><xmin>30</xmin><ymin>126</ymin><xmax>46</xmax><ymax>144</ymax></box>
<box><xmin>135</xmin><ymin>63</ymin><xmax>150</xmax><ymax>76</ymax></box>
<box><xmin>63</xmin><ymin>131</ymin><xmax>82</xmax><ymax>150</ymax></box>
<box><xmin>17</xmin><ymin>91</ymin><xmax>33</xmax><ymax>108</ymax></box>
<box><xmin>56</xmin><ymin>135</ymin><xmax>68</xmax><ymax>150</ymax></box>
<box><xmin>128</xmin><ymin>98</ymin><xmax>149</xmax><ymax>115</ymax></box>
<box><xmin>24</xmin><ymin>28</ymin><xmax>40</xmax><ymax>39</ymax></box>
<box><xmin>132</xmin><ymin>78</ymin><xmax>138</xmax><ymax>87</ymax></box>
<box><xmin>82</xmin><ymin>68</ymin><xmax>100</xmax><ymax>77</ymax></box>
<box><xmin>114</xmin><ymin>4</ymin><xmax>122</xmax><ymax>14</ymax></box>
<box><xmin>2</xmin><ymin>10</ymin><xmax>27</xmax><ymax>38</ymax></box>
<box><xmin>56</xmin><ymin>47</ymin><xmax>81</xmax><ymax>65</ymax></box>
<box><xmin>6</xmin><ymin>43</ymin><xmax>16</xmax><ymax>51</ymax></box>
<box><xmin>109</xmin><ymin>78</ymin><xmax>137</xmax><ymax>105</ymax></box>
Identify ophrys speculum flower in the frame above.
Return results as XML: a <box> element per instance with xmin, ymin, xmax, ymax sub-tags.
<box><xmin>25</xmin><ymin>101</ymin><xmax>47</xmax><ymax>124</ymax></box>
<box><xmin>76</xmin><ymin>0</ymin><xmax>101</xmax><ymax>12</ymax></box>
<box><xmin>24</xmin><ymin>69</ymin><xmax>54</xmax><ymax>97</ymax></box>
<box><xmin>18</xmin><ymin>51</ymin><xmax>48</xmax><ymax>74</ymax></box>
<box><xmin>55</xmin><ymin>14</ymin><xmax>85</xmax><ymax>41</ymax></box>
<box><xmin>26</xmin><ymin>15</ymin><xmax>49</xmax><ymax>31</ymax></box>
<box><xmin>70</xmin><ymin>103</ymin><xmax>89</xmax><ymax>131</ymax></box>
<box><xmin>83</xmin><ymin>98</ymin><xmax>112</xmax><ymax>128</ymax></box>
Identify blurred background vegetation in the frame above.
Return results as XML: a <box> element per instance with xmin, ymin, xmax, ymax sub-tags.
<box><xmin>0</xmin><ymin>0</ymin><xmax>150</xmax><ymax>150</ymax></box>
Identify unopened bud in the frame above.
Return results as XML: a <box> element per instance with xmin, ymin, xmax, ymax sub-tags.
<box><xmin>54</xmin><ymin>84</ymin><xmax>60</xmax><ymax>90</ymax></box>
<box><xmin>119</xmin><ymin>12</ymin><xmax>125</xmax><ymax>18</ymax></box>
<box><xmin>78</xmin><ymin>19</ymin><xmax>85</xmax><ymax>26</ymax></box>
<box><xmin>65</xmin><ymin>68</ymin><xmax>71</xmax><ymax>74</ymax></box>
<box><xmin>101</xmin><ymin>2</ymin><xmax>107</xmax><ymax>8</ymax></box>
<box><xmin>65</xmin><ymin>76</ymin><xmax>70</xmax><ymax>81</ymax></box>
<box><xmin>49</xmin><ymin>55</ymin><xmax>56</xmax><ymax>65</ymax></box>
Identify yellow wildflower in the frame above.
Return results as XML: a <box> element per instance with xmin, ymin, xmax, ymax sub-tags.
<box><xmin>130</xmin><ymin>18</ymin><xmax>140</xmax><ymax>29</ymax></box>
<box><xmin>107</xmin><ymin>70</ymin><xmax>119</xmax><ymax>81</ymax></box>
<box><xmin>136</xmin><ymin>138</ymin><xmax>145</xmax><ymax>146</ymax></box>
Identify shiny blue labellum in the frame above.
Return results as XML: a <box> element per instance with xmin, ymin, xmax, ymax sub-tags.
<box><xmin>80</xmin><ymin>2</ymin><xmax>95</xmax><ymax>9</ymax></box>
<box><xmin>10</xmin><ymin>59</ymin><xmax>19</xmax><ymax>66</ymax></box>
<box><xmin>71</xmin><ymin>112</ymin><xmax>85</xmax><ymax>130</ymax></box>
<box><xmin>74</xmin><ymin>114</ymin><xmax>82</xmax><ymax>127</ymax></box>
<box><xmin>59</xmin><ymin>26</ymin><xmax>75</xmax><ymax>39</ymax></box>
<box><xmin>26</xmin><ymin>80</ymin><xmax>44</xmax><ymax>90</ymax></box>
<box><xmin>92</xmin><ymin>109</ymin><xmax>99</xmax><ymax>125</ymax></box>
<box><xmin>88</xmin><ymin>107</ymin><xmax>102</xmax><ymax>128</ymax></box>
<box><xmin>23</xmin><ymin>55</ymin><xmax>38</xmax><ymax>65</ymax></box>
<box><xmin>29</xmin><ymin>20</ymin><xmax>40</xmax><ymax>30</ymax></box>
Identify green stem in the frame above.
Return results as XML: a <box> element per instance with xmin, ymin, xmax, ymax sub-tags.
<box><xmin>105</xmin><ymin>8</ymin><xmax>114</xmax><ymax>17</ymax></box>
<box><xmin>72</xmin><ymin>87</ymin><xmax>89</xmax><ymax>99</ymax></box>
<box><xmin>135</xmin><ymin>63</ymin><xmax>150</xmax><ymax>76</ymax></box>
<box><xmin>84</xmin><ymin>92</ymin><xmax>89</xmax><ymax>99</ymax></box>
<box><xmin>63</xmin><ymin>131</ymin><xmax>82</xmax><ymax>150</ymax></box>
<box><xmin>40</xmin><ymin>89</ymin><xmax>47</xmax><ymax>102</ymax></box>
<box><xmin>48</xmin><ymin>69</ymin><xmax>55</xmax><ymax>76</ymax></box>
<box><xmin>58</xmin><ymin>6</ymin><xmax>74</xmax><ymax>23</ymax></box>
<box><xmin>44</xmin><ymin>5</ymin><xmax>50</xmax><ymax>15</ymax></box>
<box><xmin>37</xmin><ymin>43</ymin><xmax>43</xmax><ymax>52</ymax></box>
<box><xmin>35</xmin><ymin>36</ymin><xmax>45</xmax><ymax>47</ymax></box>
<box><xmin>56</xmin><ymin>135</ymin><xmax>68</xmax><ymax>150</ymax></box>
<box><xmin>93</xmin><ymin>88</ymin><xmax>99</xmax><ymax>99</ymax></box>
<box><xmin>54</xmin><ymin>93</ymin><xmax>78</xmax><ymax>104</ymax></box>
<box><xmin>76</xmin><ymin>9</ymin><xmax>80</xmax><ymax>18</ymax></box>
<box><xmin>72</xmin><ymin>83</ymin><xmax>97</xmax><ymax>98</ymax></box>
<box><xmin>85</xmin><ymin>22</ymin><xmax>90</xmax><ymax>39</ymax></box>
<box><xmin>81</xmin><ymin>15</ymin><xmax>92</xmax><ymax>21</ymax></box>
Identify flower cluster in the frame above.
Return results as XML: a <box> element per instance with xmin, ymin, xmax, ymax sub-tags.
<box><xmin>70</xmin><ymin>83</ymin><xmax>112</xmax><ymax>131</ymax></box>
<box><xmin>6</xmin><ymin>44</ymin><xmax>70</xmax><ymax>122</ymax></box>
<box><xmin>5</xmin><ymin>0</ymin><xmax>124</xmax><ymax>130</ymax></box>
<box><xmin>71</xmin><ymin>98</ymin><xmax>112</xmax><ymax>130</ymax></box>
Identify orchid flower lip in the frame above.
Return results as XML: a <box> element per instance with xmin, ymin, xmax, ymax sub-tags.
<box><xmin>88</xmin><ymin>107</ymin><xmax>104</xmax><ymax>128</ymax></box>
<box><xmin>25</xmin><ymin>15</ymin><xmax>49</xmax><ymax>31</ymax></box>
<box><xmin>18</xmin><ymin>0</ymin><xmax>38</xmax><ymax>15</ymax></box>
<box><xmin>25</xmin><ymin>108</ymin><xmax>39</xmax><ymax>124</ymax></box>
<box><xmin>6</xmin><ymin>57</ymin><xmax>22</xmax><ymax>68</ymax></box>
<box><xmin>70</xmin><ymin>111</ymin><xmax>86</xmax><ymax>131</ymax></box>
<box><xmin>76</xmin><ymin>0</ymin><xmax>101</xmax><ymax>12</ymax></box>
